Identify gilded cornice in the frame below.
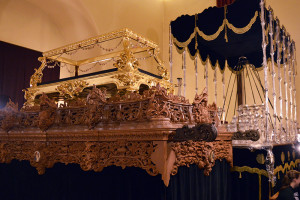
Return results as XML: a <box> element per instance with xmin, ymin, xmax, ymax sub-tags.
<box><xmin>42</xmin><ymin>28</ymin><xmax>158</xmax><ymax>58</ymax></box>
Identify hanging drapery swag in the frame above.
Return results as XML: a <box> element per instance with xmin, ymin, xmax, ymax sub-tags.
<box><xmin>170</xmin><ymin>0</ymin><xmax>280</xmax><ymax>72</ymax></box>
<box><xmin>217</xmin><ymin>0</ymin><xmax>235</xmax><ymax>8</ymax></box>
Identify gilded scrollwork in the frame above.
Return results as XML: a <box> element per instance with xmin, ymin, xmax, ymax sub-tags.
<box><xmin>113</xmin><ymin>38</ymin><xmax>142</xmax><ymax>91</ymax></box>
<box><xmin>22</xmin><ymin>88</ymin><xmax>39</xmax><ymax>108</ymax></box>
<box><xmin>113</xmin><ymin>73</ymin><xmax>142</xmax><ymax>89</ymax></box>
<box><xmin>56</xmin><ymin>80</ymin><xmax>89</xmax><ymax>99</ymax></box>
<box><xmin>113</xmin><ymin>38</ymin><xmax>140</xmax><ymax>72</ymax></box>
<box><xmin>30</xmin><ymin>57</ymin><xmax>47</xmax><ymax>87</ymax></box>
<box><xmin>30</xmin><ymin>68</ymin><xmax>43</xmax><ymax>87</ymax></box>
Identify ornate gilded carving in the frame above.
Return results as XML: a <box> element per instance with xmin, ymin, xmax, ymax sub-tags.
<box><xmin>146</xmin><ymin>78</ymin><xmax>174</xmax><ymax>94</ymax></box>
<box><xmin>30</xmin><ymin>69</ymin><xmax>43</xmax><ymax>87</ymax></box>
<box><xmin>29</xmin><ymin>57</ymin><xmax>47</xmax><ymax>87</ymax></box>
<box><xmin>56</xmin><ymin>80</ymin><xmax>89</xmax><ymax>99</ymax></box>
<box><xmin>113</xmin><ymin>38</ymin><xmax>142</xmax><ymax>91</ymax></box>
<box><xmin>171</xmin><ymin>140</ymin><xmax>232</xmax><ymax>176</ymax></box>
<box><xmin>114</xmin><ymin>38</ymin><xmax>139</xmax><ymax>72</ymax></box>
<box><xmin>0</xmin><ymin>140</ymin><xmax>158</xmax><ymax>177</ymax></box>
<box><xmin>232</xmin><ymin>130</ymin><xmax>260</xmax><ymax>141</ymax></box>
<box><xmin>171</xmin><ymin>124</ymin><xmax>217</xmax><ymax>142</ymax></box>
<box><xmin>113</xmin><ymin>73</ymin><xmax>142</xmax><ymax>88</ymax></box>
<box><xmin>22</xmin><ymin>88</ymin><xmax>39</xmax><ymax>108</ymax></box>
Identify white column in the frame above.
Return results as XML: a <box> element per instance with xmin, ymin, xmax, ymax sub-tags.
<box><xmin>260</xmin><ymin>0</ymin><xmax>270</xmax><ymax>143</ymax></box>
<box><xmin>287</xmin><ymin>37</ymin><xmax>293</xmax><ymax>141</ymax></box>
<box><xmin>292</xmin><ymin>42</ymin><xmax>297</xmax><ymax>140</ymax></box>
<box><xmin>269</xmin><ymin>9</ymin><xmax>276</xmax><ymax>143</ymax></box>
<box><xmin>276</xmin><ymin>19</ymin><xmax>284</xmax><ymax>142</ymax></box>
<box><xmin>282</xmin><ymin>28</ymin><xmax>289</xmax><ymax>142</ymax></box>
<box><xmin>205</xmin><ymin>61</ymin><xmax>208</xmax><ymax>94</ymax></box>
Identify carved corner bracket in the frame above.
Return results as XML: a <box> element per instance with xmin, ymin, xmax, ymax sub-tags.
<box><xmin>170</xmin><ymin>140</ymin><xmax>232</xmax><ymax>176</ymax></box>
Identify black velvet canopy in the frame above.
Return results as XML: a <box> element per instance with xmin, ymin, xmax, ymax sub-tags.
<box><xmin>170</xmin><ymin>0</ymin><xmax>288</xmax><ymax>72</ymax></box>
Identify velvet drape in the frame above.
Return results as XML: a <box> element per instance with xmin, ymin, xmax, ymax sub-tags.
<box><xmin>0</xmin><ymin>41</ymin><xmax>59</xmax><ymax>109</ymax></box>
<box><xmin>0</xmin><ymin>160</ymin><xmax>232</xmax><ymax>200</ymax></box>
<box><xmin>167</xmin><ymin>160</ymin><xmax>231</xmax><ymax>200</ymax></box>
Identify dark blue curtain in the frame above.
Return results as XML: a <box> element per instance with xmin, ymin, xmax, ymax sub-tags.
<box><xmin>0</xmin><ymin>159</ymin><xmax>231</xmax><ymax>200</ymax></box>
<box><xmin>0</xmin><ymin>160</ymin><xmax>166</xmax><ymax>200</ymax></box>
<box><xmin>167</xmin><ymin>160</ymin><xmax>231</xmax><ymax>200</ymax></box>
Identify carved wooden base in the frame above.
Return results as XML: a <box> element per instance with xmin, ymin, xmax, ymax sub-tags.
<box><xmin>0</xmin><ymin>85</ymin><xmax>234</xmax><ymax>186</ymax></box>
<box><xmin>0</xmin><ymin>141</ymin><xmax>158</xmax><ymax>176</ymax></box>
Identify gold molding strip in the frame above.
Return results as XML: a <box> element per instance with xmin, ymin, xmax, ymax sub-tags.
<box><xmin>78</xmin><ymin>47</ymin><xmax>150</xmax><ymax>66</ymax></box>
<box><xmin>231</xmin><ymin>166</ymin><xmax>269</xmax><ymax>177</ymax></box>
<box><xmin>43</xmin><ymin>28</ymin><xmax>158</xmax><ymax>57</ymax></box>
<box><xmin>47</xmin><ymin>47</ymin><xmax>151</xmax><ymax>67</ymax></box>
<box><xmin>47</xmin><ymin>56</ymin><xmax>77</xmax><ymax>66</ymax></box>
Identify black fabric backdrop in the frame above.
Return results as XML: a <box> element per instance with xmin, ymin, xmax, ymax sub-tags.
<box><xmin>271</xmin><ymin>144</ymin><xmax>300</xmax><ymax>196</ymax></box>
<box><xmin>167</xmin><ymin>160</ymin><xmax>231</xmax><ymax>200</ymax></box>
<box><xmin>0</xmin><ymin>41</ymin><xmax>59</xmax><ymax>109</ymax></box>
<box><xmin>232</xmin><ymin>144</ymin><xmax>300</xmax><ymax>200</ymax></box>
<box><xmin>0</xmin><ymin>160</ymin><xmax>231</xmax><ymax>200</ymax></box>
<box><xmin>231</xmin><ymin>148</ymin><xmax>269</xmax><ymax>200</ymax></box>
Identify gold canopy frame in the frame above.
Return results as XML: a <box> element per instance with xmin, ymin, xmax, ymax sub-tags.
<box><xmin>23</xmin><ymin>28</ymin><xmax>172</xmax><ymax>108</ymax></box>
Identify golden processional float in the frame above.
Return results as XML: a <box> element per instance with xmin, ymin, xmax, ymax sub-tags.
<box><xmin>0</xmin><ymin>28</ymin><xmax>233</xmax><ymax>186</ymax></box>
